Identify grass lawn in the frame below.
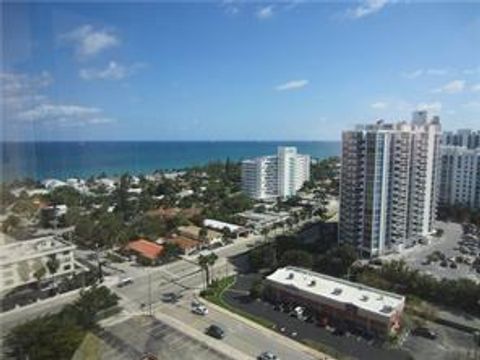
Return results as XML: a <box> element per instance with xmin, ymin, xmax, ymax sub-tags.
<box><xmin>201</xmin><ymin>276</ymin><xmax>275</xmax><ymax>329</ymax></box>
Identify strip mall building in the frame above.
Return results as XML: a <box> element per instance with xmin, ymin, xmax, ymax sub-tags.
<box><xmin>265</xmin><ymin>267</ymin><xmax>405</xmax><ymax>337</ymax></box>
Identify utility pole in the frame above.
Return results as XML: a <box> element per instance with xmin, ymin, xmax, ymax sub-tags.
<box><xmin>148</xmin><ymin>269</ymin><xmax>152</xmax><ymax>316</ymax></box>
<box><xmin>95</xmin><ymin>243</ymin><xmax>103</xmax><ymax>282</ymax></box>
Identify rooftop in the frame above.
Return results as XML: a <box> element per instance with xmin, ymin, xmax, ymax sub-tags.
<box><xmin>127</xmin><ymin>239</ymin><xmax>164</xmax><ymax>260</ymax></box>
<box><xmin>178</xmin><ymin>225</ymin><xmax>221</xmax><ymax>241</ymax></box>
<box><xmin>0</xmin><ymin>236</ymin><xmax>75</xmax><ymax>265</ymax></box>
<box><xmin>167</xmin><ymin>236</ymin><xmax>200</xmax><ymax>251</ymax></box>
<box><xmin>266</xmin><ymin>267</ymin><xmax>405</xmax><ymax>318</ymax></box>
<box><xmin>203</xmin><ymin>219</ymin><xmax>244</xmax><ymax>233</ymax></box>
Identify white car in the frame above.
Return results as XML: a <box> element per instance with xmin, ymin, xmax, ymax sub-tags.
<box><xmin>117</xmin><ymin>276</ymin><xmax>133</xmax><ymax>287</ymax></box>
<box><xmin>192</xmin><ymin>305</ymin><xmax>208</xmax><ymax>315</ymax></box>
<box><xmin>257</xmin><ymin>351</ymin><xmax>279</xmax><ymax>360</ymax></box>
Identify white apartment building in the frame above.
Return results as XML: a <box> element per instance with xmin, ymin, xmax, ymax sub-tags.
<box><xmin>443</xmin><ymin>129</ymin><xmax>480</xmax><ymax>149</ymax></box>
<box><xmin>339</xmin><ymin>112</ymin><xmax>441</xmax><ymax>257</ymax></box>
<box><xmin>0</xmin><ymin>236</ymin><xmax>76</xmax><ymax>292</ymax></box>
<box><xmin>241</xmin><ymin>147</ymin><xmax>310</xmax><ymax>200</ymax></box>
<box><xmin>439</xmin><ymin>145</ymin><xmax>480</xmax><ymax>209</ymax></box>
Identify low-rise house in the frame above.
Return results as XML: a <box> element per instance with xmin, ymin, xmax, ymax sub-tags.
<box><xmin>177</xmin><ymin>189</ymin><xmax>194</xmax><ymax>198</ymax></box>
<box><xmin>237</xmin><ymin>210</ymin><xmax>289</xmax><ymax>232</ymax></box>
<box><xmin>203</xmin><ymin>219</ymin><xmax>250</xmax><ymax>237</ymax></box>
<box><xmin>166</xmin><ymin>236</ymin><xmax>201</xmax><ymax>255</ymax></box>
<box><xmin>177</xmin><ymin>225</ymin><xmax>222</xmax><ymax>245</ymax></box>
<box><xmin>126</xmin><ymin>239</ymin><xmax>164</xmax><ymax>264</ymax></box>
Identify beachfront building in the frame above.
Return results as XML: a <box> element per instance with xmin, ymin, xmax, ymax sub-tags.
<box><xmin>241</xmin><ymin>146</ymin><xmax>310</xmax><ymax>200</ymax></box>
<box><xmin>265</xmin><ymin>267</ymin><xmax>405</xmax><ymax>337</ymax></box>
<box><xmin>439</xmin><ymin>145</ymin><xmax>480</xmax><ymax>209</ymax></box>
<box><xmin>442</xmin><ymin>129</ymin><xmax>480</xmax><ymax>149</ymax></box>
<box><xmin>339</xmin><ymin>111</ymin><xmax>442</xmax><ymax>257</ymax></box>
<box><xmin>0</xmin><ymin>236</ymin><xmax>76</xmax><ymax>292</ymax></box>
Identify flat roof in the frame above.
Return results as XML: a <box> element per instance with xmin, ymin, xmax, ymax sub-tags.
<box><xmin>203</xmin><ymin>219</ymin><xmax>244</xmax><ymax>232</ymax></box>
<box><xmin>0</xmin><ymin>236</ymin><xmax>75</xmax><ymax>266</ymax></box>
<box><xmin>266</xmin><ymin>267</ymin><xmax>405</xmax><ymax>318</ymax></box>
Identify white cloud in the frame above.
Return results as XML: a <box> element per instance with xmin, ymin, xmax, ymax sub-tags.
<box><xmin>17</xmin><ymin>103</ymin><xmax>114</xmax><ymax>126</ymax></box>
<box><xmin>346</xmin><ymin>0</ymin><xmax>389</xmax><ymax>19</ymax></box>
<box><xmin>426</xmin><ymin>68</ymin><xmax>448</xmax><ymax>76</ymax></box>
<box><xmin>1</xmin><ymin>72</ymin><xmax>52</xmax><ymax>111</ymax></box>
<box><xmin>256</xmin><ymin>6</ymin><xmax>274</xmax><ymax>19</ymax></box>
<box><xmin>402</xmin><ymin>69</ymin><xmax>423</xmax><ymax>79</ymax></box>
<box><xmin>275</xmin><ymin>79</ymin><xmax>309</xmax><ymax>91</ymax></box>
<box><xmin>433</xmin><ymin>80</ymin><xmax>465</xmax><ymax>94</ymax></box>
<box><xmin>471</xmin><ymin>83</ymin><xmax>480</xmax><ymax>92</ymax></box>
<box><xmin>403</xmin><ymin>68</ymin><xmax>448</xmax><ymax>79</ymax></box>
<box><xmin>463</xmin><ymin>100</ymin><xmax>480</xmax><ymax>109</ymax></box>
<box><xmin>1</xmin><ymin>71</ymin><xmax>115</xmax><ymax>127</ymax></box>
<box><xmin>371</xmin><ymin>101</ymin><xmax>388</xmax><ymax>109</ymax></box>
<box><xmin>61</xmin><ymin>25</ymin><xmax>119</xmax><ymax>58</ymax></box>
<box><xmin>463</xmin><ymin>66</ymin><xmax>480</xmax><ymax>75</ymax></box>
<box><xmin>416</xmin><ymin>101</ymin><xmax>442</xmax><ymax>113</ymax></box>
<box><xmin>79</xmin><ymin>61</ymin><xmax>144</xmax><ymax>80</ymax></box>
<box><xmin>221</xmin><ymin>0</ymin><xmax>240</xmax><ymax>15</ymax></box>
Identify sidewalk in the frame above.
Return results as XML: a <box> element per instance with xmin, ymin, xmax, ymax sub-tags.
<box><xmin>202</xmin><ymin>297</ymin><xmax>334</xmax><ymax>360</ymax></box>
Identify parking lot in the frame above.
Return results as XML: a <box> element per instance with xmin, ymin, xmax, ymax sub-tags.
<box><xmin>383</xmin><ymin>222</ymin><xmax>480</xmax><ymax>282</ymax></box>
<box><xmin>223</xmin><ymin>274</ymin><xmax>411</xmax><ymax>360</ymax></box>
<box><xmin>74</xmin><ymin>315</ymin><xmax>229</xmax><ymax>360</ymax></box>
<box><xmin>402</xmin><ymin>320</ymin><xmax>477</xmax><ymax>360</ymax></box>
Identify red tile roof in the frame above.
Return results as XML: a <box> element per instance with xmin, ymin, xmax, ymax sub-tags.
<box><xmin>127</xmin><ymin>239</ymin><xmax>164</xmax><ymax>260</ymax></box>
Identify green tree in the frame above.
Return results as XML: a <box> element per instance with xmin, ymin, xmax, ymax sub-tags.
<box><xmin>17</xmin><ymin>261</ymin><xmax>31</xmax><ymax>283</ymax></box>
<box><xmin>250</xmin><ymin>279</ymin><xmax>265</xmax><ymax>299</ymax></box>
<box><xmin>2</xmin><ymin>214</ymin><xmax>21</xmax><ymax>234</ymax></box>
<box><xmin>46</xmin><ymin>254</ymin><xmax>60</xmax><ymax>284</ymax></box>
<box><xmin>279</xmin><ymin>249</ymin><xmax>313</xmax><ymax>269</ymax></box>
<box><xmin>33</xmin><ymin>265</ymin><xmax>47</xmax><ymax>286</ymax></box>
<box><xmin>199</xmin><ymin>227</ymin><xmax>208</xmax><ymax>242</ymax></box>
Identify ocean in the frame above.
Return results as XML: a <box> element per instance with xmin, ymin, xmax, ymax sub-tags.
<box><xmin>1</xmin><ymin>141</ymin><xmax>341</xmax><ymax>181</ymax></box>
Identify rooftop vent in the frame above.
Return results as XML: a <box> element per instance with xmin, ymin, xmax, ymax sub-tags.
<box><xmin>360</xmin><ymin>295</ymin><xmax>369</xmax><ymax>302</ymax></box>
<box><xmin>309</xmin><ymin>280</ymin><xmax>316</xmax><ymax>287</ymax></box>
<box><xmin>287</xmin><ymin>273</ymin><xmax>294</xmax><ymax>280</ymax></box>
<box><xmin>332</xmin><ymin>288</ymin><xmax>343</xmax><ymax>295</ymax></box>
<box><xmin>380</xmin><ymin>305</ymin><xmax>393</xmax><ymax>314</ymax></box>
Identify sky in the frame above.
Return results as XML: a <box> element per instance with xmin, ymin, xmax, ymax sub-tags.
<box><xmin>2</xmin><ymin>1</ymin><xmax>480</xmax><ymax>141</ymax></box>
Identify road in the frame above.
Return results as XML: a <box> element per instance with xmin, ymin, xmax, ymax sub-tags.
<box><xmin>1</xmin><ymin>220</ymin><xmax>329</xmax><ymax>359</ymax></box>
<box><xmin>0</xmin><ymin>234</ymin><xmax>257</xmax><ymax>334</ymax></box>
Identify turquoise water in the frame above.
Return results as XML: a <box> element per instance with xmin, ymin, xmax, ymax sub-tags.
<box><xmin>2</xmin><ymin>141</ymin><xmax>340</xmax><ymax>181</ymax></box>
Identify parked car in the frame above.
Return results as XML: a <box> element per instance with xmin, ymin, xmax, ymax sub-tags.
<box><xmin>206</xmin><ymin>325</ymin><xmax>225</xmax><ymax>339</ymax></box>
<box><xmin>257</xmin><ymin>351</ymin><xmax>279</xmax><ymax>360</ymax></box>
<box><xmin>412</xmin><ymin>327</ymin><xmax>438</xmax><ymax>340</ymax></box>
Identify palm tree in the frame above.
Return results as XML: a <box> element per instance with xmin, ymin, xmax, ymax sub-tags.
<box><xmin>261</xmin><ymin>227</ymin><xmax>269</xmax><ymax>243</ymax></box>
<box><xmin>198</xmin><ymin>253</ymin><xmax>218</xmax><ymax>288</ymax></box>
<box><xmin>46</xmin><ymin>254</ymin><xmax>60</xmax><ymax>287</ymax></box>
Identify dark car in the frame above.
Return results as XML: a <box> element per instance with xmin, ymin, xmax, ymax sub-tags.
<box><xmin>206</xmin><ymin>325</ymin><xmax>225</xmax><ymax>339</ymax></box>
<box><xmin>412</xmin><ymin>327</ymin><xmax>438</xmax><ymax>340</ymax></box>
